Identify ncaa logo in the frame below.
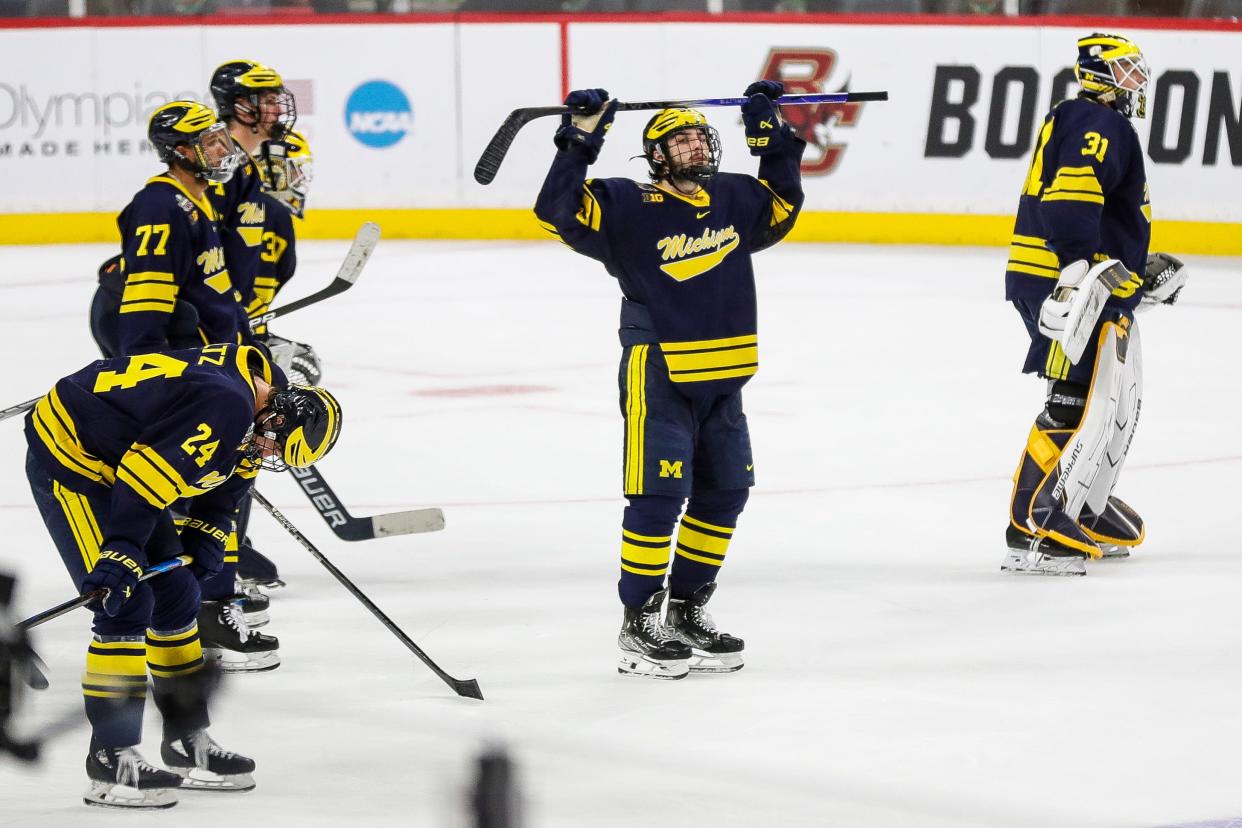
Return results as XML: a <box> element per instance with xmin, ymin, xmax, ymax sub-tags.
<box><xmin>345</xmin><ymin>80</ymin><xmax>413</xmax><ymax>148</ymax></box>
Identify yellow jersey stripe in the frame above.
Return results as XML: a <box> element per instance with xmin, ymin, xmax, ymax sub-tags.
<box><xmin>52</xmin><ymin>480</ymin><xmax>100</xmax><ymax>572</ymax></box>
<box><xmin>620</xmin><ymin>561</ymin><xmax>668</xmax><ymax>576</ymax></box>
<box><xmin>621</xmin><ymin>529</ymin><xmax>672</xmax><ymax>544</ymax></box>
<box><xmin>576</xmin><ymin>185</ymin><xmax>601</xmax><ymax>231</ymax></box>
<box><xmin>32</xmin><ymin>393</ymin><xmax>115</xmax><ymax>485</ymax></box>
<box><xmin>676</xmin><ymin>525</ymin><xmax>731</xmax><ymax>556</ymax></box>
<box><xmin>674</xmin><ymin>548</ymin><xmax>726</xmax><ymax>567</ymax></box>
<box><xmin>664</xmin><ymin>345</ymin><xmax>758</xmax><ymax>374</ymax></box>
<box><xmin>668</xmin><ymin>365</ymin><xmax>759</xmax><ymax>383</ymax></box>
<box><xmin>680</xmin><ymin>514</ymin><xmax>734</xmax><ymax>535</ymax></box>
<box><xmin>621</xmin><ymin>539</ymin><xmax>672</xmax><ymax>566</ymax></box>
<box><xmin>1007</xmin><ymin>263</ymin><xmax>1060</xmax><ymax>279</ymax></box>
<box><xmin>123</xmin><ymin>270</ymin><xmax>175</xmax><ymax>283</ymax></box>
<box><xmin>1042</xmin><ymin>191</ymin><xmax>1105</xmax><ymax>205</ymax></box>
<box><xmin>624</xmin><ymin>345</ymin><xmax>648</xmax><ymax>495</ymax></box>
<box><xmin>1007</xmin><ymin>242</ymin><xmax>1059</xmax><ymax>269</ymax></box>
<box><xmin>758</xmin><ymin>178</ymin><xmax>795</xmax><ymax>226</ymax></box>
<box><xmin>660</xmin><ymin>334</ymin><xmax>757</xmax><ymax>353</ymax></box>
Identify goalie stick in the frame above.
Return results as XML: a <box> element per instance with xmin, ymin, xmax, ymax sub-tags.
<box><xmin>289</xmin><ymin>464</ymin><xmax>446</xmax><ymax>541</ymax></box>
<box><xmin>251</xmin><ymin>489</ymin><xmax>483</xmax><ymax>700</ymax></box>
<box><xmin>248</xmin><ymin>220</ymin><xmax>381</xmax><ymax>331</ymax></box>
<box><xmin>473</xmin><ymin>90</ymin><xmax>889</xmax><ymax>185</ymax></box>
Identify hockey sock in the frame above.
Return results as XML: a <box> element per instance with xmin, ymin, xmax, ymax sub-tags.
<box><xmin>618</xmin><ymin>495</ymin><xmax>684</xmax><ymax>608</ymax></box>
<box><xmin>82</xmin><ymin>635</ymin><xmax>147</xmax><ymax>748</ymax></box>
<box><xmin>147</xmin><ymin>623</ymin><xmax>210</xmax><ymax>737</ymax></box>
<box><xmin>669</xmin><ymin>489</ymin><xmax>748</xmax><ymax>600</ymax></box>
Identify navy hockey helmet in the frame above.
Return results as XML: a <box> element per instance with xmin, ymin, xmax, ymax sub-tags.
<box><xmin>1075</xmin><ymin>33</ymin><xmax>1149</xmax><ymax>119</ymax></box>
<box><xmin>642</xmin><ymin>108</ymin><xmax>721</xmax><ymax>186</ymax></box>
<box><xmin>147</xmin><ymin>101</ymin><xmax>241</xmax><ymax>184</ymax></box>
<box><xmin>210</xmin><ymin>59</ymin><xmax>297</xmax><ymax>140</ymax></box>
<box><xmin>250</xmin><ymin>384</ymin><xmax>342</xmax><ymax>472</ymax></box>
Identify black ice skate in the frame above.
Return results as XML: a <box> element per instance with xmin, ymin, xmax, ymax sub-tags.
<box><xmin>1080</xmin><ymin>495</ymin><xmax>1144</xmax><ymax>559</ymax></box>
<box><xmin>617</xmin><ymin>590</ymin><xmax>690</xmax><ymax>680</ymax></box>
<box><xmin>235</xmin><ymin>586</ymin><xmax>270</xmax><ymax>628</ymax></box>
<box><xmin>84</xmin><ymin>744</ymin><xmax>182</xmax><ymax>809</ymax></box>
<box><xmin>666</xmin><ymin>583</ymin><xmax>744</xmax><ymax>673</ymax></box>
<box><xmin>198</xmin><ymin>599</ymin><xmax>280</xmax><ymax>673</ymax></box>
<box><xmin>236</xmin><ymin>540</ymin><xmax>285</xmax><ymax>590</ymax></box>
<box><xmin>161</xmin><ymin>730</ymin><xmax>256</xmax><ymax>792</ymax></box>
<box><xmin>1001</xmin><ymin>525</ymin><xmax>1088</xmax><ymax>576</ymax></box>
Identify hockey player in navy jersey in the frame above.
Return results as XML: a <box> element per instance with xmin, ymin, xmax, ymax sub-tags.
<box><xmin>1003</xmin><ymin>33</ymin><xmax>1189</xmax><ymax>576</ymax></box>
<box><xmin>535</xmin><ymin>83</ymin><xmax>804</xmax><ymax>678</ymax></box>
<box><xmin>24</xmin><ymin>344</ymin><xmax>341</xmax><ymax>807</ymax></box>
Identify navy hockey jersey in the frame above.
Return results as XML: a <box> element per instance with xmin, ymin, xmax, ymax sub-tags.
<box><xmin>534</xmin><ymin>136</ymin><xmax>805</xmax><ymax>398</ymax></box>
<box><xmin>207</xmin><ymin>145</ymin><xmax>268</xmax><ymax>306</ymax></box>
<box><xmin>25</xmin><ymin>344</ymin><xmax>270</xmax><ymax>567</ymax></box>
<box><xmin>245</xmin><ymin>193</ymin><xmax>298</xmax><ymax>335</ymax></box>
<box><xmin>1005</xmin><ymin>97</ymin><xmax>1151</xmax><ymax>310</ymax></box>
<box><xmin>114</xmin><ymin>174</ymin><xmax>250</xmax><ymax>354</ymax></box>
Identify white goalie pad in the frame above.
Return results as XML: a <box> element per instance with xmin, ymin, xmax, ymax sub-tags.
<box><xmin>1084</xmin><ymin>321</ymin><xmax>1142</xmax><ymax>515</ymax></box>
<box><xmin>1048</xmin><ymin>320</ymin><xmax>1134</xmax><ymax>520</ymax></box>
<box><xmin>1041</xmin><ymin>259</ymin><xmax>1131</xmax><ymax>363</ymax></box>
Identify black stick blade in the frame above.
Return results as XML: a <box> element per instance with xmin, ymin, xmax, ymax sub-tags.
<box><xmin>454</xmin><ymin>678</ymin><xmax>485</xmax><ymax>700</ymax></box>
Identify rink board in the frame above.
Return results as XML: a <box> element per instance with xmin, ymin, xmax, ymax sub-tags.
<box><xmin>0</xmin><ymin>14</ymin><xmax>1239</xmax><ymax>250</ymax></box>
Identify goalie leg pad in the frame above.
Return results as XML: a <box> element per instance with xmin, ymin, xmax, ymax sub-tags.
<box><xmin>1082</xmin><ymin>320</ymin><xmax>1142</xmax><ymax>519</ymax></box>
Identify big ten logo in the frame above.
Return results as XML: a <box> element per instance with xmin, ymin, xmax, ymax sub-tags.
<box><xmin>756</xmin><ymin>48</ymin><xmax>865</xmax><ymax>176</ymax></box>
<box><xmin>925</xmin><ymin>65</ymin><xmax>1242</xmax><ymax>167</ymax></box>
<box><xmin>345</xmin><ymin>80</ymin><xmax>413</xmax><ymax>149</ymax></box>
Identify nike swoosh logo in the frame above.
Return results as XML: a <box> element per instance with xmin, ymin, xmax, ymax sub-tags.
<box><xmin>746</xmin><ymin>464</ymin><xmax>753</xmax><ymax>471</ymax></box>
<box><xmin>696</xmin><ymin>211</ymin><xmax>711</xmax><ymax>219</ymax></box>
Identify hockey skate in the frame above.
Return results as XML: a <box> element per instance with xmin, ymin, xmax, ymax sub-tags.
<box><xmin>235</xmin><ymin>585</ymin><xmax>270</xmax><ymax>628</ymax></box>
<box><xmin>666</xmin><ymin>583</ymin><xmax>744</xmax><ymax>673</ymax></box>
<box><xmin>84</xmin><ymin>744</ymin><xmax>181</xmax><ymax>809</ymax></box>
<box><xmin>161</xmin><ymin>730</ymin><xmax>256</xmax><ymax>793</ymax></box>
<box><xmin>1080</xmin><ymin>496</ymin><xmax>1145</xmax><ymax>559</ymax></box>
<box><xmin>617</xmin><ymin>590</ymin><xmax>690</xmax><ymax>680</ymax></box>
<box><xmin>198</xmin><ymin>599</ymin><xmax>280</xmax><ymax>673</ymax></box>
<box><xmin>236</xmin><ymin>540</ymin><xmax>285</xmax><ymax>590</ymax></box>
<box><xmin>1001</xmin><ymin>525</ymin><xmax>1088</xmax><ymax>576</ymax></box>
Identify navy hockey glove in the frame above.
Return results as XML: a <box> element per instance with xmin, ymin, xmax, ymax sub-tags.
<box><xmin>1140</xmin><ymin>252</ymin><xmax>1189</xmax><ymax>309</ymax></box>
<box><xmin>82</xmin><ymin>551</ymin><xmax>143</xmax><ymax>617</ymax></box>
<box><xmin>554</xmin><ymin>88</ymin><xmax>618</xmax><ymax>164</ymax></box>
<box><xmin>179</xmin><ymin>520</ymin><xmax>229</xmax><ymax>582</ymax></box>
<box><xmin>742</xmin><ymin>80</ymin><xmax>790</xmax><ymax>156</ymax></box>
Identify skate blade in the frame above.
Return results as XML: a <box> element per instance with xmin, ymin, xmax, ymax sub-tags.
<box><xmin>203</xmin><ymin>648</ymin><xmax>281</xmax><ymax>673</ymax></box>
<box><xmin>171</xmin><ymin>768</ymin><xmax>255</xmax><ymax>793</ymax></box>
<box><xmin>688</xmin><ymin>650</ymin><xmax>744</xmax><ymax>673</ymax></box>
<box><xmin>1001</xmin><ymin>551</ymin><xmax>1086</xmax><ymax>577</ymax></box>
<box><xmin>617</xmin><ymin>653</ymin><xmax>689</xmax><ymax>680</ymax></box>
<box><xmin>1099</xmin><ymin>545</ymin><xmax>1131</xmax><ymax>559</ymax></box>
<box><xmin>238</xmin><ymin>577</ymin><xmax>285</xmax><ymax>591</ymax></box>
<box><xmin>84</xmin><ymin>781</ymin><xmax>178</xmax><ymax>809</ymax></box>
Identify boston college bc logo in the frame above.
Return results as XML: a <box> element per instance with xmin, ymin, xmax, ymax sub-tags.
<box><xmin>756</xmin><ymin>48</ymin><xmax>866</xmax><ymax>176</ymax></box>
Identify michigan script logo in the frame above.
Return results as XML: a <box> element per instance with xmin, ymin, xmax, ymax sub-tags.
<box><xmin>656</xmin><ymin>225</ymin><xmax>740</xmax><ymax>282</ymax></box>
<box><xmin>757</xmin><ymin>48</ymin><xmax>866</xmax><ymax>176</ymax></box>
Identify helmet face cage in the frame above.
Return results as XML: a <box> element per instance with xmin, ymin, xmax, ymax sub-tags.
<box><xmin>643</xmin><ymin>109</ymin><xmax>722</xmax><ymax>185</ymax></box>
<box><xmin>259</xmin><ymin>131</ymin><xmax>313</xmax><ymax>218</ymax></box>
<box><xmin>1076</xmin><ymin>34</ymin><xmax>1149</xmax><ymax>119</ymax></box>
<box><xmin>247</xmin><ymin>385</ymin><xmax>342</xmax><ymax>472</ymax></box>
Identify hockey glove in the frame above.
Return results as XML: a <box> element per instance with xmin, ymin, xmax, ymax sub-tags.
<box><xmin>741</xmin><ymin>80</ymin><xmax>790</xmax><ymax>156</ymax></box>
<box><xmin>179</xmin><ymin>520</ymin><xmax>229</xmax><ymax>582</ymax></box>
<box><xmin>1139</xmin><ymin>252</ymin><xmax>1188</xmax><ymax>310</ymax></box>
<box><xmin>82</xmin><ymin>551</ymin><xmax>143</xmax><ymax>617</ymax></box>
<box><xmin>554</xmin><ymin>88</ymin><xmax>618</xmax><ymax>164</ymax></box>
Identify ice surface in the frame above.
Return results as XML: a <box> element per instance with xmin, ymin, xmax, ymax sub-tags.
<box><xmin>1</xmin><ymin>239</ymin><xmax>1240</xmax><ymax>827</ymax></box>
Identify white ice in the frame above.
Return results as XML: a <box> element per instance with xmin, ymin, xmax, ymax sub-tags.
<box><xmin>0</xmin><ymin>239</ymin><xmax>1240</xmax><ymax>828</ymax></box>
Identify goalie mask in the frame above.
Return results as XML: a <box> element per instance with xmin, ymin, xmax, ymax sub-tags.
<box><xmin>258</xmin><ymin>130</ymin><xmax>313</xmax><ymax>219</ymax></box>
<box><xmin>248</xmin><ymin>385</ymin><xmax>342</xmax><ymax>472</ymax></box>
<box><xmin>210</xmin><ymin>59</ymin><xmax>297</xmax><ymax>141</ymax></box>
<box><xmin>642</xmin><ymin>108</ymin><xmax>721</xmax><ymax>186</ymax></box>
<box><xmin>148</xmin><ymin>101</ymin><xmax>242</xmax><ymax>184</ymax></box>
<box><xmin>1075</xmin><ymin>33</ymin><xmax>1149</xmax><ymax>119</ymax></box>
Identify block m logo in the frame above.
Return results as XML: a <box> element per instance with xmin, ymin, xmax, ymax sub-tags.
<box><xmin>658</xmin><ymin>460</ymin><xmax>684</xmax><ymax>479</ymax></box>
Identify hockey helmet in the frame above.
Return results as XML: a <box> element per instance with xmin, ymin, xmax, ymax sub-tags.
<box><xmin>1075</xmin><ymin>33</ymin><xmax>1149</xmax><ymax>119</ymax></box>
<box><xmin>251</xmin><ymin>384</ymin><xmax>342</xmax><ymax>471</ymax></box>
<box><xmin>258</xmin><ymin>130</ymin><xmax>314</xmax><ymax>219</ymax></box>
<box><xmin>147</xmin><ymin>101</ymin><xmax>242</xmax><ymax>184</ymax></box>
<box><xmin>642</xmin><ymin>108</ymin><xmax>721</xmax><ymax>185</ymax></box>
<box><xmin>210</xmin><ymin>59</ymin><xmax>297</xmax><ymax>140</ymax></box>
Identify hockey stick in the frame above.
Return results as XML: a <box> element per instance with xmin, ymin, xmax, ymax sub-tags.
<box><xmin>248</xmin><ymin>221</ymin><xmax>381</xmax><ymax>332</ymax></box>
<box><xmin>289</xmin><ymin>464</ymin><xmax>445</xmax><ymax>541</ymax></box>
<box><xmin>250</xmin><ymin>489</ymin><xmax>483</xmax><ymax>700</ymax></box>
<box><xmin>18</xmin><ymin>555</ymin><xmax>192</xmax><ymax>691</ymax></box>
<box><xmin>473</xmin><ymin>90</ymin><xmax>888</xmax><ymax>184</ymax></box>
<box><xmin>0</xmin><ymin>397</ymin><xmax>37</xmax><ymax>423</ymax></box>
